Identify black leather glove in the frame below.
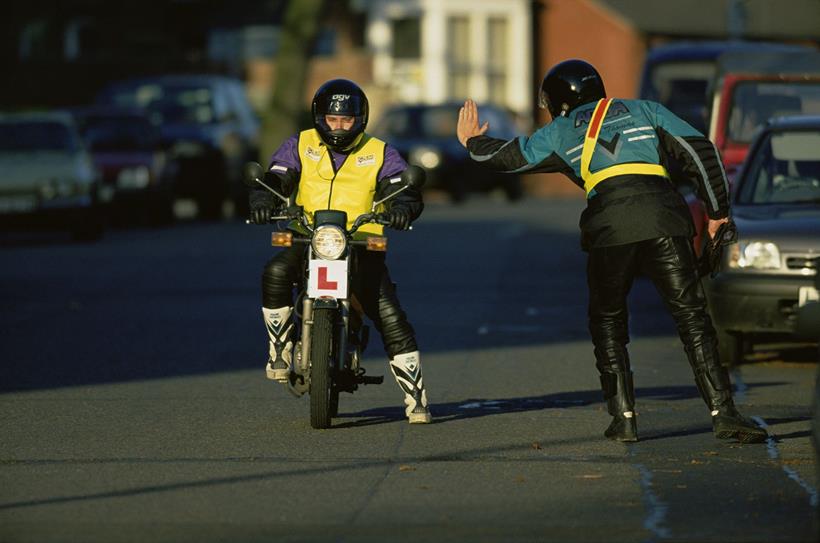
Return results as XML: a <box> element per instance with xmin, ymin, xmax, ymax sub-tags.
<box><xmin>698</xmin><ymin>219</ymin><xmax>738</xmax><ymax>278</ymax></box>
<box><xmin>248</xmin><ymin>191</ymin><xmax>276</xmax><ymax>224</ymax></box>
<box><xmin>387</xmin><ymin>206</ymin><xmax>413</xmax><ymax>231</ymax></box>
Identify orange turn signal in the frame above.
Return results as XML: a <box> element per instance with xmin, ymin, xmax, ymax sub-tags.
<box><xmin>271</xmin><ymin>232</ymin><xmax>293</xmax><ymax>247</ymax></box>
<box><xmin>366</xmin><ymin>236</ymin><xmax>388</xmax><ymax>252</ymax></box>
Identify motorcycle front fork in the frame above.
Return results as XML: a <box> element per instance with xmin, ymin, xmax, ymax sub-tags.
<box><xmin>297</xmin><ymin>297</ymin><xmax>356</xmax><ymax>377</ymax></box>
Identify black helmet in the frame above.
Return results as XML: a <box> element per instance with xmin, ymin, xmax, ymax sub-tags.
<box><xmin>311</xmin><ymin>79</ymin><xmax>369</xmax><ymax>152</ymax></box>
<box><xmin>538</xmin><ymin>59</ymin><xmax>606</xmax><ymax>118</ymax></box>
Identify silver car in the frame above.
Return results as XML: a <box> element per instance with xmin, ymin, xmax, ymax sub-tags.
<box><xmin>0</xmin><ymin>111</ymin><xmax>104</xmax><ymax>240</ymax></box>
<box><xmin>706</xmin><ymin>115</ymin><xmax>820</xmax><ymax>364</ymax></box>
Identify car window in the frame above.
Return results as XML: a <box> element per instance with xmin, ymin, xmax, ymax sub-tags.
<box><xmin>421</xmin><ymin>108</ymin><xmax>457</xmax><ymax>138</ymax></box>
<box><xmin>645</xmin><ymin>60</ymin><xmax>714</xmax><ymax>133</ymax></box>
<box><xmin>100</xmin><ymin>82</ymin><xmax>217</xmax><ymax>125</ymax></box>
<box><xmin>738</xmin><ymin>130</ymin><xmax>820</xmax><ymax>204</ymax></box>
<box><xmin>0</xmin><ymin>121</ymin><xmax>78</xmax><ymax>152</ymax></box>
<box><xmin>727</xmin><ymin>82</ymin><xmax>820</xmax><ymax>143</ymax></box>
<box><xmin>374</xmin><ymin>109</ymin><xmax>412</xmax><ymax>138</ymax></box>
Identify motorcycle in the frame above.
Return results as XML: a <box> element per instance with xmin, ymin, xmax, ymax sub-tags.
<box><xmin>243</xmin><ymin>161</ymin><xmax>425</xmax><ymax>429</ymax></box>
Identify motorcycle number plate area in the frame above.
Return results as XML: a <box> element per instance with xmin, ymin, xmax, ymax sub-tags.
<box><xmin>308</xmin><ymin>259</ymin><xmax>349</xmax><ymax>299</ymax></box>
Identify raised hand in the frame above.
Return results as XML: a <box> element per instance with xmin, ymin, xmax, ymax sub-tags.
<box><xmin>457</xmin><ymin>99</ymin><xmax>489</xmax><ymax>147</ymax></box>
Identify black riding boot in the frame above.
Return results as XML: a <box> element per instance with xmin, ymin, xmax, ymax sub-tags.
<box><xmin>688</xmin><ymin>344</ymin><xmax>768</xmax><ymax>443</ymax></box>
<box><xmin>600</xmin><ymin>370</ymin><xmax>638</xmax><ymax>442</ymax></box>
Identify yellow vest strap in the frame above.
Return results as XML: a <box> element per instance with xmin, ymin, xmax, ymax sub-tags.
<box><xmin>585</xmin><ymin>164</ymin><xmax>670</xmax><ymax>194</ymax></box>
<box><xmin>581</xmin><ymin>98</ymin><xmax>669</xmax><ymax>195</ymax></box>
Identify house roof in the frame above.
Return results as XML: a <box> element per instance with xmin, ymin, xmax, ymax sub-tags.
<box><xmin>597</xmin><ymin>0</ymin><xmax>820</xmax><ymax>41</ymax></box>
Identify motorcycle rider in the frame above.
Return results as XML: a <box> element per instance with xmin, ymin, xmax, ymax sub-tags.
<box><xmin>248</xmin><ymin>78</ymin><xmax>431</xmax><ymax>424</ymax></box>
<box><xmin>456</xmin><ymin>59</ymin><xmax>767</xmax><ymax>443</ymax></box>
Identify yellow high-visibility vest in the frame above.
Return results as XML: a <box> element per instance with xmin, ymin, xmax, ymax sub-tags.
<box><xmin>296</xmin><ymin>129</ymin><xmax>386</xmax><ymax>236</ymax></box>
<box><xmin>581</xmin><ymin>98</ymin><xmax>669</xmax><ymax>195</ymax></box>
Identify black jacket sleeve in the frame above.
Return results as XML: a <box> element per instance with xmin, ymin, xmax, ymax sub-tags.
<box><xmin>466</xmin><ymin>135</ymin><xmax>577</xmax><ymax>182</ymax></box>
<box><xmin>379</xmin><ymin>172</ymin><xmax>424</xmax><ymax>222</ymax></box>
<box><xmin>656</xmin><ymin>128</ymin><xmax>731</xmax><ymax>219</ymax></box>
<box><xmin>248</xmin><ymin>168</ymin><xmax>300</xmax><ymax>209</ymax></box>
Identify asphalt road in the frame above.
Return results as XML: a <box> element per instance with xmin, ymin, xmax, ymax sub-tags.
<box><xmin>1</xmin><ymin>196</ymin><xmax>817</xmax><ymax>543</ymax></box>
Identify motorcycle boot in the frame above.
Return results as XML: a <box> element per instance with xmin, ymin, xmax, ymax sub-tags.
<box><xmin>600</xmin><ymin>370</ymin><xmax>638</xmax><ymax>442</ymax></box>
<box><xmin>262</xmin><ymin>306</ymin><xmax>295</xmax><ymax>383</ymax></box>
<box><xmin>688</xmin><ymin>344</ymin><xmax>768</xmax><ymax>443</ymax></box>
<box><xmin>389</xmin><ymin>351</ymin><xmax>431</xmax><ymax>424</ymax></box>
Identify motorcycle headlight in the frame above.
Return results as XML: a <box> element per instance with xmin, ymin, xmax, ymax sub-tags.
<box><xmin>312</xmin><ymin>225</ymin><xmax>347</xmax><ymax>260</ymax></box>
<box><xmin>728</xmin><ymin>241</ymin><xmax>781</xmax><ymax>270</ymax></box>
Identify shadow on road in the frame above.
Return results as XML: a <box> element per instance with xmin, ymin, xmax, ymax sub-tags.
<box><xmin>335</xmin><ymin>382</ymin><xmax>789</xmax><ymax>428</ymax></box>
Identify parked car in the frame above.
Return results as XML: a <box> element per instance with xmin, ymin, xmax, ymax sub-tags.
<box><xmin>371</xmin><ymin>102</ymin><xmax>524</xmax><ymax>203</ymax></box>
<box><xmin>71</xmin><ymin>105</ymin><xmax>177</xmax><ymax>225</ymax></box>
<box><xmin>705</xmin><ymin>115</ymin><xmax>820</xmax><ymax>365</ymax></box>
<box><xmin>94</xmin><ymin>74</ymin><xmax>260</xmax><ymax>219</ymax></box>
<box><xmin>639</xmin><ymin>40</ymin><xmax>810</xmax><ymax>134</ymax></box>
<box><xmin>0</xmin><ymin>111</ymin><xmax>104</xmax><ymax>240</ymax></box>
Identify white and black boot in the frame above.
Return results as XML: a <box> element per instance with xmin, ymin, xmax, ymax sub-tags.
<box><xmin>262</xmin><ymin>306</ymin><xmax>294</xmax><ymax>383</ymax></box>
<box><xmin>389</xmin><ymin>351</ymin><xmax>431</xmax><ymax>424</ymax></box>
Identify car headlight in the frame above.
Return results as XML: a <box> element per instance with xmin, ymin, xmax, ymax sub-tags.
<box><xmin>312</xmin><ymin>225</ymin><xmax>347</xmax><ymax>260</ymax></box>
<box><xmin>728</xmin><ymin>241</ymin><xmax>781</xmax><ymax>270</ymax></box>
<box><xmin>117</xmin><ymin>166</ymin><xmax>151</xmax><ymax>189</ymax></box>
<box><xmin>410</xmin><ymin>146</ymin><xmax>442</xmax><ymax>170</ymax></box>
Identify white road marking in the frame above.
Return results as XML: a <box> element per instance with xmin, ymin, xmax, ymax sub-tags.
<box><xmin>752</xmin><ymin>416</ymin><xmax>818</xmax><ymax>508</ymax></box>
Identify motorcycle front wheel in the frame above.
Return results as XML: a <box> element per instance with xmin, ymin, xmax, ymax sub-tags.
<box><xmin>309</xmin><ymin>307</ymin><xmax>335</xmax><ymax>429</ymax></box>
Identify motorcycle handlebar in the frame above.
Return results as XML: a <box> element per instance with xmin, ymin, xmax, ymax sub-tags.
<box><xmin>247</xmin><ymin>210</ymin><xmax>409</xmax><ymax>231</ymax></box>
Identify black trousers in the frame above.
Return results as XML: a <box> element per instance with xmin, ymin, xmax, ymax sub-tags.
<box><xmin>261</xmin><ymin>245</ymin><xmax>417</xmax><ymax>358</ymax></box>
<box><xmin>587</xmin><ymin>236</ymin><xmax>721</xmax><ymax>375</ymax></box>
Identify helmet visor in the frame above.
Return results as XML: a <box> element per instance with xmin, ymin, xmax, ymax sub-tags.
<box><xmin>316</xmin><ymin>93</ymin><xmax>366</xmax><ymax>117</ymax></box>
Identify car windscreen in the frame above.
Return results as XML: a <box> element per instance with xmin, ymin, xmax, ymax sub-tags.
<box><xmin>0</xmin><ymin>121</ymin><xmax>78</xmax><ymax>152</ymax></box>
<box><xmin>99</xmin><ymin>83</ymin><xmax>216</xmax><ymax>125</ymax></box>
<box><xmin>727</xmin><ymin>81</ymin><xmax>820</xmax><ymax>144</ymax></box>
<box><xmin>644</xmin><ymin>60</ymin><xmax>714</xmax><ymax>134</ymax></box>
<box><xmin>79</xmin><ymin>116</ymin><xmax>159</xmax><ymax>152</ymax></box>
<box><xmin>737</xmin><ymin>129</ymin><xmax>820</xmax><ymax>205</ymax></box>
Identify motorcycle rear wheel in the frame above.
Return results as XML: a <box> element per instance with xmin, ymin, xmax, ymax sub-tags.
<box><xmin>310</xmin><ymin>307</ymin><xmax>335</xmax><ymax>429</ymax></box>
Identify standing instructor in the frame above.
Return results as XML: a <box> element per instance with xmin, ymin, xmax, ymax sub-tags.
<box><xmin>456</xmin><ymin>59</ymin><xmax>766</xmax><ymax>443</ymax></box>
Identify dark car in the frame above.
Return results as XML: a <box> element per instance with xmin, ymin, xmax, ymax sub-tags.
<box><xmin>0</xmin><ymin>111</ymin><xmax>104</xmax><ymax>241</ymax></box>
<box><xmin>71</xmin><ymin>106</ymin><xmax>177</xmax><ymax>225</ymax></box>
<box><xmin>94</xmin><ymin>74</ymin><xmax>260</xmax><ymax>219</ymax></box>
<box><xmin>371</xmin><ymin>102</ymin><xmax>523</xmax><ymax>203</ymax></box>
<box><xmin>705</xmin><ymin>115</ymin><xmax>820</xmax><ymax>365</ymax></box>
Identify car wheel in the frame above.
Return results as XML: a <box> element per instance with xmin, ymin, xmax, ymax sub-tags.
<box><xmin>716</xmin><ymin>327</ymin><xmax>743</xmax><ymax>366</ymax></box>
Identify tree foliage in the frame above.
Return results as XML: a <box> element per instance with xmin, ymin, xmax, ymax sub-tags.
<box><xmin>259</xmin><ymin>0</ymin><xmax>324</xmax><ymax>163</ymax></box>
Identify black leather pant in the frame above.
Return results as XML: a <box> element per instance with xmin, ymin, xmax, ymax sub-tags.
<box><xmin>261</xmin><ymin>245</ymin><xmax>418</xmax><ymax>358</ymax></box>
<box><xmin>587</xmin><ymin>236</ymin><xmax>733</xmax><ymax>410</ymax></box>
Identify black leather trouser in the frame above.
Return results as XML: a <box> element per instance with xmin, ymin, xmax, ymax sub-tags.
<box><xmin>587</xmin><ymin>236</ymin><xmax>733</xmax><ymax>411</ymax></box>
<box><xmin>261</xmin><ymin>245</ymin><xmax>418</xmax><ymax>358</ymax></box>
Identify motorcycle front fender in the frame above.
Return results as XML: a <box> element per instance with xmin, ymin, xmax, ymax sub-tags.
<box><xmin>313</xmin><ymin>298</ymin><xmax>340</xmax><ymax>310</ymax></box>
